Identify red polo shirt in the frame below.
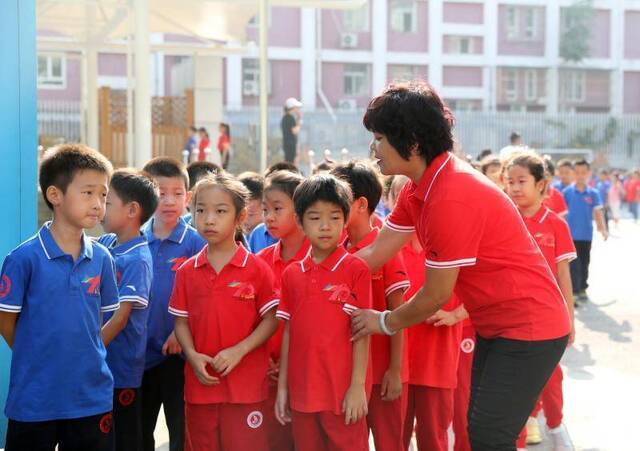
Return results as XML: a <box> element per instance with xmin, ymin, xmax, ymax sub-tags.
<box><xmin>543</xmin><ymin>186</ymin><xmax>569</xmax><ymax>217</ymax></box>
<box><xmin>169</xmin><ymin>244</ymin><xmax>278</xmax><ymax>404</ymax></box>
<box><xmin>386</xmin><ymin>152</ymin><xmax>570</xmax><ymax>341</ymax></box>
<box><xmin>522</xmin><ymin>207</ymin><xmax>576</xmax><ymax>278</ymax></box>
<box><xmin>345</xmin><ymin>228</ymin><xmax>410</xmax><ymax>384</ymax></box>
<box><xmin>276</xmin><ymin>247</ymin><xmax>372</xmax><ymax>414</ymax></box>
<box><xmin>401</xmin><ymin>243</ymin><xmax>462</xmax><ymax>388</ymax></box>
<box><xmin>257</xmin><ymin>239</ymin><xmax>311</xmax><ymax>360</ymax></box>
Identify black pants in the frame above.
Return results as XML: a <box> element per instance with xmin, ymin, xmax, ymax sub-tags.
<box><xmin>283</xmin><ymin>144</ymin><xmax>296</xmax><ymax>163</ymax></box>
<box><xmin>113</xmin><ymin>388</ymin><xmax>142</xmax><ymax>451</ymax></box>
<box><xmin>570</xmin><ymin>240</ymin><xmax>592</xmax><ymax>294</ymax></box>
<box><xmin>5</xmin><ymin>411</ymin><xmax>114</xmax><ymax>451</ymax></box>
<box><xmin>467</xmin><ymin>334</ymin><xmax>568</xmax><ymax>451</ymax></box>
<box><xmin>141</xmin><ymin>356</ymin><xmax>185</xmax><ymax>451</ymax></box>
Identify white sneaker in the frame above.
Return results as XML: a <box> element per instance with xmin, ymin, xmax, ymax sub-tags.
<box><xmin>525</xmin><ymin>416</ymin><xmax>542</xmax><ymax>444</ymax></box>
<box><xmin>549</xmin><ymin>423</ymin><xmax>574</xmax><ymax>451</ymax></box>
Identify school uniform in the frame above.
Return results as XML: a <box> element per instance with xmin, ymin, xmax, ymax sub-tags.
<box><xmin>275</xmin><ymin>247</ymin><xmax>372</xmax><ymax>451</ymax></box>
<box><xmin>452</xmin><ymin>319</ymin><xmax>475</xmax><ymax>451</ymax></box>
<box><xmin>543</xmin><ymin>186</ymin><xmax>569</xmax><ymax>217</ymax></box>
<box><xmin>346</xmin><ymin>228</ymin><xmax>410</xmax><ymax>451</ymax></box>
<box><xmin>0</xmin><ymin>222</ymin><xmax>119</xmax><ymax>451</ymax></box>
<box><xmin>169</xmin><ymin>244</ymin><xmax>278</xmax><ymax>451</ymax></box>
<box><xmin>398</xmin><ymin>243</ymin><xmax>462</xmax><ymax>451</ymax></box>
<box><xmin>257</xmin><ymin>239</ymin><xmax>311</xmax><ymax>451</ymax></box>
<box><xmin>98</xmin><ymin>234</ymin><xmax>153</xmax><ymax>451</ymax></box>
<box><xmin>141</xmin><ymin>217</ymin><xmax>206</xmax><ymax>451</ymax></box>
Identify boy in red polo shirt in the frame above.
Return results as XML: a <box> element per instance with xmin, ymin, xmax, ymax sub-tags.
<box><xmin>332</xmin><ymin>161</ymin><xmax>410</xmax><ymax>451</ymax></box>
<box><xmin>257</xmin><ymin>170</ymin><xmax>309</xmax><ymax>451</ymax></box>
<box><xmin>275</xmin><ymin>175</ymin><xmax>372</xmax><ymax>451</ymax></box>
<box><xmin>169</xmin><ymin>173</ymin><xmax>279</xmax><ymax>451</ymax></box>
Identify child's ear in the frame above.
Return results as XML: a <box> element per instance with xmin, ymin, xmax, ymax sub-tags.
<box><xmin>237</xmin><ymin>206</ymin><xmax>248</xmax><ymax>225</ymax></box>
<box><xmin>358</xmin><ymin>197</ymin><xmax>369</xmax><ymax>213</ymax></box>
<box><xmin>128</xmin><ymin>201</ymin><xmax>141</xmax><ymax>219</ymax></box>
<box><xmin>295</xmin><ymin>213</ymin><xmax>303</xmax><ymax>227</ymax></box>
<box><xmin>45</xmin><ymin>185</ymin><xmax>62</xmax><ymax>208</ymax></box>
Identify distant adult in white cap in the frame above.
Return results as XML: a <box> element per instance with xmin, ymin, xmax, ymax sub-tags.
<box><xmin>281</xmin><ymin>97</ymin><xmax>303</xmax><ymax>163</ymax></box>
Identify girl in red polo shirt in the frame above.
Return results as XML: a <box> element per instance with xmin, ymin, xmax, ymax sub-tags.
<box><xmin>504</xmin><ymin>152</ymin><xmax>576</xmax><ymax>451</ymax></box>
<box><xmin>169</xmin><ymin>173</ymin><xmax>279</xmax><ymax>451</ymax></box>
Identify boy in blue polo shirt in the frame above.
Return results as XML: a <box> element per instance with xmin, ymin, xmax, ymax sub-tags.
<box><xmin>140</xmin><ymin>157</ymin><xmax>205</xmax><ymax>451</ymax></box>
<box><xmin>563</xmin><ymin>159</ymin><xmax>608</xmax><ymax>303</ymax></box>
<box><xmin>0</xmin><ymin>144</ymin><xmax>119</xmax><ymax>450</ymax></box>
<box><xmin>98</xmin><ymin>169</ymin><xmax>158</xmax><ymax>451</ymax></box>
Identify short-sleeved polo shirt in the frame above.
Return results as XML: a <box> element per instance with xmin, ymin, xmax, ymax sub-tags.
<box><xmin>386</xmin><ymin>152</ymin><xmax>570</xmax><ymax>341</ymax></box>
<box><xmin>563</xmin><ymin>184</ymin><xmax>603</xmax><ymax>241</ymax></box>
<box><xmin>248</xmin><ymin>223</ymin><xmax>278</xmax><ymax>254</ymax></box>
<box><xmin>0</xmin><ymin>222</ymin><xmax>119</xmax><ymax>421</ymax></box>
<box><xmin>276</xmin><ymin>247</ymin><xmax>372</xmax><ymax>414</ymax></box>
<box><xmin>400</xmin><ymin>243</ymin><xmax>462</xmax><ymax>388</ymax></box>
<box><xmin>98</xmin><ymin>234</ymin><xmax>153</xmax><ymax>388</ymax></box>
<box><xmin>522</xmin><ymin>207</ymin><xmax>577</xmax><ymax>279</ymax></box>
<box><xmin>257</xmin><ymin>239</ymin><xmax>311</xmax><ymax>361</ymax></box>
<box><xmin>544</xmin><ymin>186</ymin><xmax>569</xmax><ymax>217</ymax></box>
<box><xmin>345</xmin><ymin>228</ymin><xmax>410</xmax><ymax>384</ymax></box>
<box><xmin>169</xmin><ymin>244</ymin><xmax>278</xmax><ymax>404</ymax></box>
<box><xmin>142</xmin><ymin>217</ymin><xmax>206</xmax><ymax>369</ymax></box>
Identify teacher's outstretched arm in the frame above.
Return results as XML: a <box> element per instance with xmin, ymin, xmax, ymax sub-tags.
<box><xmin>356</xmin><ymin>225</ymin><xmax>412</xmax><ymax>272</ymax></box>
<box><xmin>351</xmin><ymin>266</ymin><xmax>458</xmax><ymax>341</ymax></box>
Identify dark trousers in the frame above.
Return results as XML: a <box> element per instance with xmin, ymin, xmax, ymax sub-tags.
<box><xmin>5</xmin><ymin>411</ymin><xmax>114</xmax><ymax>451</ymax></box>
<box><xmin>113</xmin><ymin>388</ymin><xmax>142</xmax><ymax>451</ymax></box>
<box><xmin>570</xmin><ymin>240</ymin><xmax>592</xmax><ymax>294</ymax></box>
<box><xmin>283</xmin><ymin>144</ymin><xmax>296</xmax><ymax>163</ymax></box>
<box><xmin>141</xmin><ymin>356</ymin><xmax>185</xmax><ymax>451</ymax></box>
<box><xmin>467</xmin><ymin>334</ymin><xmax>568</xmax><ymax>451</ymax></box>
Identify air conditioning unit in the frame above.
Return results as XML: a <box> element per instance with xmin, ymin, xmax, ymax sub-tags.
<box><xmin>337</xmin><ymin>99</ymin><xmax>357</xmax><ymax>111</ymax></box>
<box><xmin>243</xmin><ymin>80</ymin><xmax>259</xmax><ymax>96</ymax></box>
<box><xmin>340</xmin><ymin>32</ymin><xmax>358</xmax><ymax>49</ymax></box>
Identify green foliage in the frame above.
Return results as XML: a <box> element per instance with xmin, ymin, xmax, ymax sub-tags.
<box><xmin>559</xmin><ymin>1</ymin><xmax>594</xmax><ymax>63</ymax></box>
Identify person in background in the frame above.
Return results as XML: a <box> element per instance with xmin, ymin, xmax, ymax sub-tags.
<box><xmin>476</xmin><ymin>149</ymin><xmax>493</xmax><ymax>162</ymax></box>
<box><xmin>499</xmin><ymin>132</ymin><xmax>524</xmax><ymax>160</ymax></box>
<box><xmin>480</xmin><ymin>156</ymin><xmax>503</xmax><ymax>188</ymax></box>
<box><xmin>608</xmin><ymin>172</ymin><xmax>624</xmax><ymax>228</ymax></box>
<box><xmin>554</xmin><ymin>159</ymin><xmax>574</xmax><ymax>192</ymax></box>
<box><xmin>218</xmin><ymin>123</ymin><xmax>232</xmax><ymax>170</ymax></box>
<box><xmin>281</xmin><ymin>98</ymin><xmax>302</xmax><ymax>163</ymax></box>
<box><xmin>197</xmin><ymin>128</ymin><xmax>210</xmax><ymax>162</ymax></box>
<box><xmin>623</xmin><ymin>170</ymin><xmax>640</xmax><ymax>222</ymax></box>
<box><xmin>596</xmin><ymin>169</ymin><xmax>612</xmax><ymax>232</ymax></box>
<box><xmin>186</xmin><ymin>126</ymin><xmax>198</xmax><ymax>152</ymax></box>
<box><xmin>182</xmin><ymin>161</ymin><xmax>223</xmax><ymax>226</ymax></box>
<box><xmin>543</xmin><ymin>157</ymin><xmax>569</xmax><ymax>218</ymax></box>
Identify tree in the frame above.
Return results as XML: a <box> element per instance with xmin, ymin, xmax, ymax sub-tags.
<box><xmin>559</xmin><ymin>1</ymin><xmax>594</xmax><ymax>63</ymax></box>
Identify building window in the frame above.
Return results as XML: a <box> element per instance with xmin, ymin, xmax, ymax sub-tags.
<box><xmin>390</xmin><ymin>0</ymin><xmax>417</xmax><ymax>33</ymax></box>
<box><xmin>561</xmin><ymin>70</ymin><xmax>586</xmax><ymax>102</ymax></box>
<box><xmin>343</xmin><ymin>4</ymin><xmax>369</xmax><ymax>32</ymax></box>
<box><xmin>447</xmin><ymin>99</ymin><xmax>481</xmax><ymax>112</ymax></box>
<box><xmin>242</xmin><ymin>59</ymin><xmax>271</xmax><ymax>96</ymax></box>
<box><xmin>503</xmin><ymin>69</ymin><xmax>518</xmax><ymax>101</ymax></box>
<box><xmin>525</xmin><ymin>70</ymin><xmax>537</xmax><ymax>101</ymax></box>
<box><xmin>388</xmin><ymin>65</ymin><xmax>421</xmax><ymax>83</ymax></box>
<box><xmin>523</xmin><ymin>8</ymin><xmax>539</xmax><ymax>40</ymax></box>
<box><xmin>506</xmin><ymin>6</ymin><xmax>520</xmax><ymax>40</ymax></box>
<box><xmin>344</xmin><ymin>64</ymin><xmax>369</xmax><ymax>97</ymax></box>
<box><xmin>449</xmin><ymin>36</ymin><xmax>474</xmax><ymax>54</ymax></box>
<box><xmin>38</xmin><ymin>54</ymin><xmax>66</xmax><ymax>89</ymax></box>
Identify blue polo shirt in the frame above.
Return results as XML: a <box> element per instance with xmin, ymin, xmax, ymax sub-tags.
<box><xmin>248</xmin><ymin>223</ymin><xmax>277</xmax><ymax>253</ymax></box>
<box><xmin>563</xmin><ymin>184</ymin><xmax>603</xmax><ymax>241</ymax></box>
<box><xmin>596</xmin><ymin>180</ymin><xmax>611</xmax><ymax>206</ymax></box>
<box><xmin>98</xmin><ymin>234</ymin><xmax>153</xmax><ymax>388</ymax></box>
<box><xmin>552</xmin><ymin>180</ymin><xmax>571</xmax><ymax>192</ymax></box>
<box><xmin>142</xmin><ymin>217</ymin><xmax>205</xmax><ymax>369</ymax></box>
<box><xmin>0</xmin><ymin>222</ymin><xmax>119</xmax><ymax>421</ymax></box>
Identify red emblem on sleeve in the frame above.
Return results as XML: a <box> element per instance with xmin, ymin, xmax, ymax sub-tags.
<box><xmin>0</xmin><ymin>275</ymin><xmax>11</xmax><ymax>298</ymax></box>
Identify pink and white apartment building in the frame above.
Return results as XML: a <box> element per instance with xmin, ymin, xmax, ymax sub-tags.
<box><xmin>38</xmin><ymin>0</ymin><xmax>640</xmax><ymax>115</ymax></box>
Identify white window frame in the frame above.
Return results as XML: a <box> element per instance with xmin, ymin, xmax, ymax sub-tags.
<box><xmin>562</xmin><ymin>70</ymin><xmax>586</xmax><ymax>103</ymax></box>
<box><xmin>390</xmin><ymin>0</ymin><xmax>418</xmax><ymax>33</ymax></box>
<box><xmin>344</xmin><ymin>63</ymin><xmax>369</xmax><ymax>97</ymax></box>
<box><xmin>525</xmin><ymin>69</ymin><xmax>537</xmax><ymax>101</ymax></box>
<box><xmin>388</xmin><ymin>64</ymin><xmax>420</xmax><ymax>83</ymax></box>
<box><xmin>343</xmin><ymin>4</ymin><xmax>370</xmax><ymax>32</ymax></box>
<box><xmin>38</xmin><ymin>54</ymin><xmax>66</xmax><ymax>89</ymax></box>
<box><xmin>242</xmin><ymin>59</ymin><xmax>271</xmax><ymax>96</ymax></box>
<box><xmin>448</xmin><ymin>36</ymin><xmax>474</xmax><ymax>54</ymax></box>
<box><xmin>506</xmin><ymin>6</ymin><xmax>520</xmax><ymax>40</ymax></box>
<box><xmin>523</xmin><ymin>7</ymin><xmax>539</xmax><ymax>40</ymax></box>
<box><xmin>503</xmin><ymin>69</ymin><xmax>518</xmax><ymax>102</ymax></box>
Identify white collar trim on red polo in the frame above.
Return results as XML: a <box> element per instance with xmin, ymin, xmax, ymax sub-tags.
<box><xmin>423</xmin><ymin>153</ymin><xmax>453</xmax><ymax>201</ymax></box>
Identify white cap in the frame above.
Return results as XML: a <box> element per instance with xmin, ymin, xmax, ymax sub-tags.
<box><xmin>285</xmin><ymin>97</ymin><xmax>302</xmax><ymax>109</ymax></box>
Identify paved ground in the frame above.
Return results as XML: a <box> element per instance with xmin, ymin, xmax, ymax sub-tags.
<box><xmin>154</xmin><ymin>219</ymin><xmax>640</xmax><ymax>451</ymax></box>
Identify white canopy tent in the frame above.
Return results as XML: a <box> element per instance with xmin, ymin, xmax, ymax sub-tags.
<box><xmin>36</xmin><ymin>0</ymin><xmax>366</xmax><ymax>171</ymax></box>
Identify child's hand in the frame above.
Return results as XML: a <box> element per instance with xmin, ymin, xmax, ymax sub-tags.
<box><xmin>600</xmin><ymin>229</ymin><xmax>609</xmax><ymax>241</ymax></box>
<box><xmin>274</xmin><ymin>388</ymin><xmax>291</xmax><ymax>426</ymax></box>
<box><xmin>267</xmin><ymin>357</ymin><xmax>280</xmax><ymax>382</ymax></box>
<box><xmin>342</xmin><ymin>384</ymin><xmax>368</xmax><ymax>425</ymax></box>
<box><xmin>162</xmin><ymin>332</ymin><xmax>182</xmax><ymax>355</ymax></box>
<box><xmin>380</xmin><ymin>368</ymin><xmax>402</xmax><ymax>401</ymax></box>
<box><xmin>426</xmin><ymin>310</ymin><xmax>458</xmax><ymax>327</ymax></box>
<box><xmin>187</xmin><ymin>352</ymin><xmax>220</xmax><ymax>386</ymax></box>
<box><xmin>212</xmin><ymin>345</ymin><xmax>246</xmax><ymax>376</ymax></box>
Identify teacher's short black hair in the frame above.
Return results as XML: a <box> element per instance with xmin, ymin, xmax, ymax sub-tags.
<box><xmin>363</xmin><ymin>81</ymin><xmax>455</xmax><ymax>165</ymax></box>
<box><xmin>331</xmin><ymin>160</ymin><xmax>382</xmax><ymax>215</ymax></box>
<box><xmin>293</xmin><ymin>174</ymin><xmax>352</xmax><ymax>221</ymax></box>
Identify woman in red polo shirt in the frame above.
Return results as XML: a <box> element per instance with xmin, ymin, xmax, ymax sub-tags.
<box><xmin>351</xmin><ymin>82</ymin><xmax>570</xmax><ymax>451</ymax></box>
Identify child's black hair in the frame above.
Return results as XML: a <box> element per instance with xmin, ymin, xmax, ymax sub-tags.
<box><xmin>574</xmin><ymin>158</ymin><xmax>590</xmax><ymax>170</ymax></box>
<box><xmin>192</xmin><ymin>173</ymin><xmax>250</xmax><ymax>219</ymax></box>
<box><xmin>110</xmin><ymin>169</ymin><xmax>159</xmax><ymax>225</ymax></box>
<box><xmin>142</xmin><ymin>157</ymin><xmax>189</xmax><ymax>191</ymax></box>
<box><xmin>557</xmin><ymin>158</ymin><xmax>574</xmax><ymax>170</ymax></box>
<box><xmin>264</xmin><ymin>170</ymin><xmax>305</xmax><ymax>200</ymax></box>
<box><xmin>331</xmin><ymin>160</ymin><xmax>382</xmax><ymax>215</ymax></box>
<box><xmin>187</xmin><ymin>161</ymin><xmax>222</xmax><ymax>190</ymax></box>
<box><xmin>265</xmin><ymin>161</ymin><xmax>301</xmax><ymax>177</ymax></box>
<box><xmin>505</xmin><ymin>152</ymin><xmax>547</xmax><ymax>184</ymax></box>
<box><xmin>237</xmin><ymin>171</ymin><xmax>265</xmax><ymax>201</ymax></box>
<box><xmin>39</xmin><ymin>143</ymin><xmax>113</xmax><ymax>210</ymax></box>
<box><xmin>293</xmin><ymin>174</ymin><xmax>353</xmax><ymax>221</ymax></box>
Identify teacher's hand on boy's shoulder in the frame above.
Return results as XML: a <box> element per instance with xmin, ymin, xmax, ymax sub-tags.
<box><xmin>350</xmin><ymin>308</ymin><xmax>383</xmax><ymax>341</ymax></box>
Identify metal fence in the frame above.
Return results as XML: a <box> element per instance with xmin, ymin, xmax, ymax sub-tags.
<box><xmin>38</xmin><ymin>100</ymin><xmax>82</xmax><ymax>145</ymax></box>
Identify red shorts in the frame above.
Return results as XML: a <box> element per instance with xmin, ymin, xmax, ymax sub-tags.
<box><xmin>185</xmin><ymin>402</ymin><xmax>268</xmax><ymax>451</ymax></box>
<box><xmin>367</xmin><ymin>383</ymin><xmax>408</xmax><ymax>451</ymax></box>
<box><xmin>291</xmin><ymin>410</ymin><xmax>368</xmax><ymax>451</ymax></box>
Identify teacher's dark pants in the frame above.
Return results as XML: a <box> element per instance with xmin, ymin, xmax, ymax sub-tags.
<box><xmin>467</xmin><ymin>334</ymin><xmax>568</xmax><ymax>451</ymax></box>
